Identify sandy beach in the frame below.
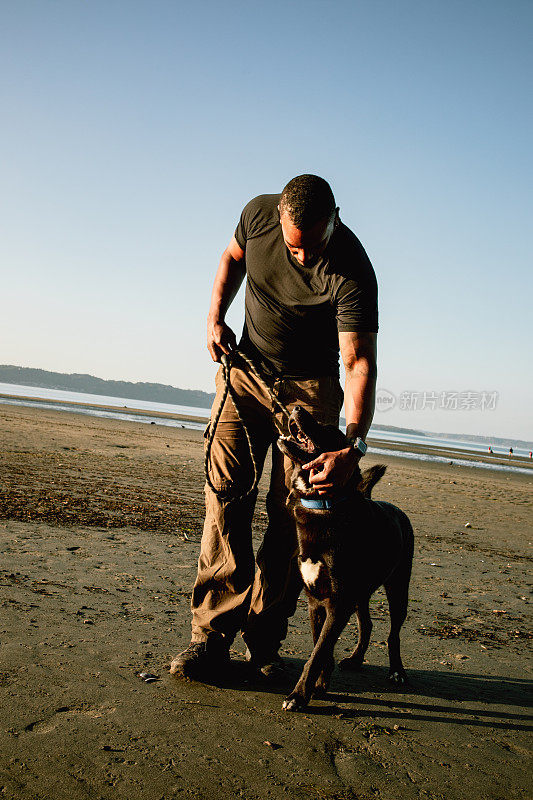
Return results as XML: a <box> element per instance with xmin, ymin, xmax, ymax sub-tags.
<box><xmin>0</xmin><ymin>403</ymin><xmax>531</xmax><ymax>800</ymax></box>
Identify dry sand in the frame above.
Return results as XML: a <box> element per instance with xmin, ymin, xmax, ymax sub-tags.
<box><xmin>0</xmin><ymin>404</ymin><xmax>531</xmax><ymax>800</ymax></box>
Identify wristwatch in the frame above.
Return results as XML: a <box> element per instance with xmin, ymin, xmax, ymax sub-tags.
<box><xmin>347</xmin><ymin>437</ymin><xmax>367</xmax><ymax>457</ymax></box>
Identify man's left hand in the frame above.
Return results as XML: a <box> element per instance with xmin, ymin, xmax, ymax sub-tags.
<box><xmin>302</xmin><ymin>446</ymin><xmax>359</xmax><ymax>495</ymax></box>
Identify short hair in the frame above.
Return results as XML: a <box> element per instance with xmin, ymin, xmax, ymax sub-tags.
<box><xmin>279</xmin><ymin>174</ymin><xmax>336</xmax><ymax>230</ymax></box>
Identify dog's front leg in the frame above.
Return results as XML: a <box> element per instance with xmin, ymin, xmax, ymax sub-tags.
<box><xmin>282</xmin><ymin>603</ymin><xmax>351</xmax><ymax>712</ymax></box>
<box><xmin>308</xmin><ymin>597</ymin><xmax>326</xmax><ymax>645</ymax></box>
<box><xmin>308</xmin><ymin>598</ymin><xmax>332</xmax><ymax>698</ymax></box>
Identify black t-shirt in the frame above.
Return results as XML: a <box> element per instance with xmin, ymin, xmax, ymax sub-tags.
<box><xmin>235</xmin><ymin>194</ymin><xmax>378</xmax><ymax>378</ymax></box>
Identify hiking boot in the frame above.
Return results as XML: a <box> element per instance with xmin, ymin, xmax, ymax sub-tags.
<box><xmin>170</xmin><ymin>638</ymin><xmax>229</xmax><ymax>679</ymax></box>
<box><xmin>245</xmin><ymin>646</ymin><xmax>287</xmax><ymax>683</ymax></box>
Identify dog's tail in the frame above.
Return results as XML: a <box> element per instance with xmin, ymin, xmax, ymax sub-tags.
<box><xmin>358</xmin><ymin>464</ymin><xmax>387</xmax><ymax>498</ymax></box>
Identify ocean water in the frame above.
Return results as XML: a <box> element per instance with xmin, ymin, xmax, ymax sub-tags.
<box><xmin>0</xmin><ymin>382</ymin><xmax>210</xmax><ymax>421</ymax></box>
<box><xmin>1</xmin><ymin>382</ymin><xmax>531</xmax><ymax>473</ymax></box>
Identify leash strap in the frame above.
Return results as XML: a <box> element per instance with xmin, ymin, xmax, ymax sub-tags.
<box><xmin>233</xmin><ymin>350</ymin><xmax>292</xmax><ymax>425</ymax></box>
<box><xmin>204</xmin><ymin>349</ymin><xmax>292</xmax><ymax>502</ymax></box>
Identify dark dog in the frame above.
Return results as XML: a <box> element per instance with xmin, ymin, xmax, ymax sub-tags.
<box><xmin>278</xmin><ymin>406</ymin><xmax>414</xmax><ymax>711</ymax></box>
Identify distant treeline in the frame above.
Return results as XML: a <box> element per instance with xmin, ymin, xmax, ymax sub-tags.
<box><xmin>0</xmin><ymin>365</ymin><xmax>215</xmax><ymax>409</ymax></box>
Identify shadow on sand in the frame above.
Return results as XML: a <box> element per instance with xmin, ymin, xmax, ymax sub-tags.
<box><xmin>168</xmin><ymin>657</ymin><xmax>533</xmax><ymax>733</ymax></box>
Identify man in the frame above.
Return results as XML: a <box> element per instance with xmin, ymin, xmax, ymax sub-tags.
<box><xmin>171</xmin><ymin>174</ymin><xmax>378</xmax><ymax>679</ymax></box>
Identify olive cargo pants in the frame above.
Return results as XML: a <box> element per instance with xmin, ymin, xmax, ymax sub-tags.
<box><xmin>190</xmin><ymin>362</ymin><xmax>343</xmax><ymax>654</ymax></box>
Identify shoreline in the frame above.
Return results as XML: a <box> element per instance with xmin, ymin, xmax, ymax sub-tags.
<box><xmin>366</xmin><ymin>437</ymin><xmax>533</xmax><ymax>471</ymax></box>
<box><xmin>0</xmin><ymin>391</ymin><xmax>209</xmax><ymax>424</ymax></box>
<box><xmin>1</xmin><ymin>391</ymin><xmax>532</xmax><ymax>475</ymax></box>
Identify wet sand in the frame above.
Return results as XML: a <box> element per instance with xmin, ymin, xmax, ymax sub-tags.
<box><xmin>0</xmin><ymin>404</ymin><xmax>531</xmax><ymax>800</ymax></box>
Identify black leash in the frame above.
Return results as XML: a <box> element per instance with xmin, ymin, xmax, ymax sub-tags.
<box><xmin>204</xmin><ymin>349</ymin><xmax>292</xmax><ymax>501</ymax></box>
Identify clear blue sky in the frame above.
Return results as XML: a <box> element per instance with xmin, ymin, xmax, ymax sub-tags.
<box><xmin>1</xmin><ymin>1</ymin><xmax>531</xmax><ymax>440</ymax></box>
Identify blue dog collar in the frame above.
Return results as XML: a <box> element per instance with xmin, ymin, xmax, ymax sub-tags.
<box><xmin>300</xmin><ymin>497</ymin><xmax>333</xmax><ymax>510</ymax></box>
<box><xmin>300</xmin><ymin>492</ymin><xmax>352</xmax><ymax>510</ymax></box>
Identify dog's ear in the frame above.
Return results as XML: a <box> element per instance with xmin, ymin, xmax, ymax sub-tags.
<box><xmin>358</xmin><ymin>464</ymin><xmax>387</xmax><ymax>498</ymax></box>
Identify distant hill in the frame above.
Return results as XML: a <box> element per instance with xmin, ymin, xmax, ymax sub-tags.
<box><xmin>0</xmin><ymin>365</ymin><xmax>215</xmax><ymax>409</ymax></box>
<box><xmin>430</xmin><ymin>430</ymin><xmax>532</xmax><ymax>450</ymax></box>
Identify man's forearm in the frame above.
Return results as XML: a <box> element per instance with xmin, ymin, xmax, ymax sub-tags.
<box><xmin>303</xmin><ymin>367</ymin><xmax>376</xmax><ymax>492</ymax></box>
<box><xmin>344</xmin><ymin>367</ymin><xmax>376</xmax><ymax>442</ymax></box>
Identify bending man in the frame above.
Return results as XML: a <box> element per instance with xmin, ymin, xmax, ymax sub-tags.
<box><xmin>171</xmin><ymin>174</ymin><xmax>378</xmax><ymax>680</ymax></box>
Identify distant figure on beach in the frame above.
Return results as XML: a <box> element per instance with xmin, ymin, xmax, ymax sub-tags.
<box><xmin>509</xmin><ymin>447</ymin><xmax>514</xmax><ymax>456</ymax></box>
<box><xmin>529</xmin><ymin>451</ymin><xmax>532</xmax><ymax>459</ymax></box>
<box><xmin>488</xmin><ymin>446</ymin><xmax>493</xmax><ymax>454</ymax></box>
<box><xmin>171</xmin><ymin>174</ymin><xmax>378</xmax><ymax>681</ymax></box>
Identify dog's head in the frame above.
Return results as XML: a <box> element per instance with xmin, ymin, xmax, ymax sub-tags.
<box><xmin>277</xmin><ymin>406</ymin><xmax>386</xmax><ymax>500</ymax></box>
<box><xmin>278</xmin><ymin>406</ymin><xmax>347</xmax><ymax>463</ymax></box>
<box><xmin>277</xmin><ymin>405</ymin><xmax>361</xmax><ymax>496</ymax></box>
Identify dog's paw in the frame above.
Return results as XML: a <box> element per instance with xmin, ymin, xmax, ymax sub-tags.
<box><xmin>282</xmin><ymin>695</ymin><xmax>306</xmax><ymax>712</ymax></box>
<box><xmin>338</xmin><ymin>656</ymin><xmax>364</xmax><ymax>672</ymax></box>
<box><xmin>388</xmin><ymin>669</ymin><xmax>408</xmax><ymax>685</ymax></box>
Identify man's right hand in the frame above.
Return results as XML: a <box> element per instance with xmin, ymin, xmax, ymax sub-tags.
<box><xmin>207</xmin><ymin>317</ymin><xmax>237</xmax><ymax>363</ymax></box>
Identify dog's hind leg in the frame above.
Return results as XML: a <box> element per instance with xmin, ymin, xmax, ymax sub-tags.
<box><xmin>338</xmin><ymin>599</ymin><xmax>371</xmax><ymax>671</ymax></box>
<box><xmin>283</xmin><ymin>604</ymin><xmax>351</xmax><ymax>711</ymax></box>
<box><xmin>384</xmin><ymin>573</ymin><xmax>409</xmax><ymax>684</ymax></box>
